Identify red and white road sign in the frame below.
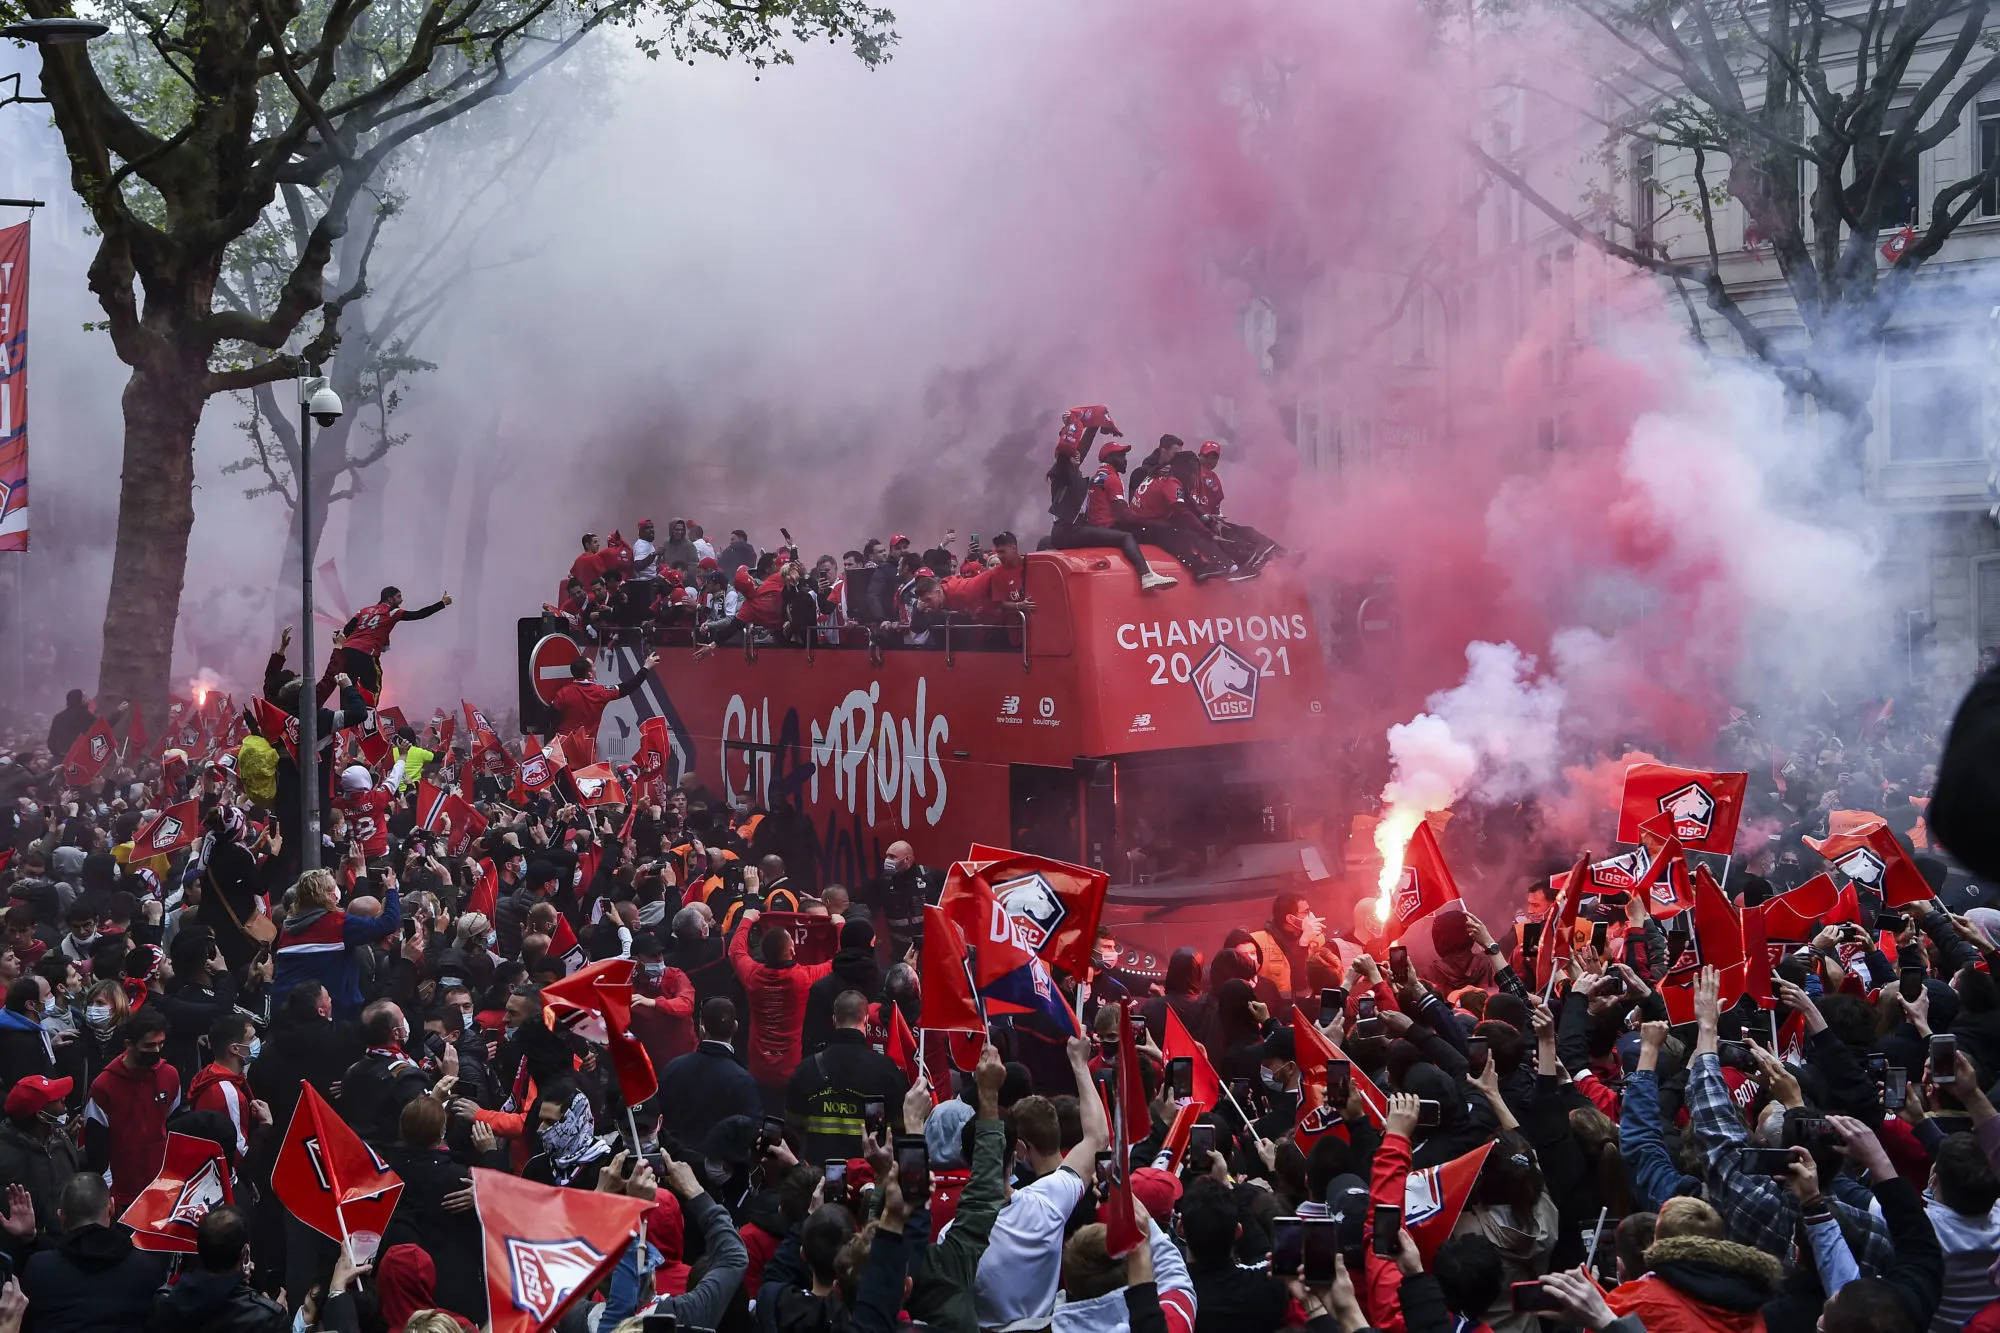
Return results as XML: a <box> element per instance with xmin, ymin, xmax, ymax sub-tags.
<box><xmin>530</xmin><ymin>634</ymin><xmax>583</xmax><ymax>707</ymax></box>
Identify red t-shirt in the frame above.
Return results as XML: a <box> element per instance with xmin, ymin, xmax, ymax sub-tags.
<box><xmin>1191</xmin><ymin>466</ymin><xmax>1225</xmax><ymax>518</ymax></box>
<box><xmin>1084</xmin><ymin>467</ymin><xmax>1128</xmax><ymax>527</ymax></box>
<box><xmin>343</xmin><ymin>602</ymin><xmax>405</xmax><ymax>655</ymax></box>
<box><xmin>337</xmin><ymin>786</ymin><xmax>395</xmax><ymax>857</ymax></box>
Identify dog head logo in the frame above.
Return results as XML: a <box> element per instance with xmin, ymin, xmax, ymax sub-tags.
<box><xmin>1835</xmin><ymin>847</ymin><xmax>1887</xmax><ymax>890</ymax></box>
<box><xmin>575</xmin><ymin>776</ymin><xmax>605</xmax><ymax>802</ymax></box>
<box><xmin>1659</xmin><ymin>783</ymin><xmax>1717</xmax><ymax>842</ymax></box>
<box><xmin>1403</xmin><ymin>1165</ymin><xmax>1446</xmax><ymax>1227</ymax></box>
<box><xmin>520</xmin><ymin>755</ymin><xmax>551</xmax><ymax>788</ymax></box>
<box><xmin>166</xmin><ymin>1157</ymin><xmax>226</xmax><ymax>1230</ymax></box>
<box><xmin>1191</xmin><ymin>644</ymin><xmax>1258</xmax><ymax>723</ymax></box>
<box><xmin>149</xmin><ymin>814</ymin><xmax>184</xmax><ymax>850</ymax></box>
<box><xmin>1394</xmin><ymin>866</ymin><xmax>1422</xmax><ymax>923</ymax></box>
<box><xmin>505</xmin><ymin>1236</ymin><xmax>607</xmax><ymax>1324</ymax></box>
<box><xmin>990</xmin><ymin>873</ymin><xmax>1069</xmax><ymax>955</ymax></box>
<box><xmin>89</xmin><ymin>733</ymin><xmax>110</xmax><ymax>763</ymax></box>
<box><xmin>1591</xmin><ymin>848</ymin><xmax>1651</xmax><ymax>892</ymax></box>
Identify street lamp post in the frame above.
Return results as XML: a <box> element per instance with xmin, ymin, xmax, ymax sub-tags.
<box><xmin>296</xmin><ymin>363</ymin><xmax>343</xmax><ymax>871</ymax></box>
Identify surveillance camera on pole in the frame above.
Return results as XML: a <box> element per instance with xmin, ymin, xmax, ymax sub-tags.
<box><xmin>293</xmin><ymin>363</ymin><xmax>342</xmax><ymax>870</ymax></box>
<box><xmin>308</xmin><ymin>384</ymin><xmax>344</xmax><ymax>428</ymax></box>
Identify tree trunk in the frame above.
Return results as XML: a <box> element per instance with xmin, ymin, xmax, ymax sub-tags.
<box><xmin>97</xmin><ymin>351</ymin><xmax>211</xmax><ymax>721</ymax></box>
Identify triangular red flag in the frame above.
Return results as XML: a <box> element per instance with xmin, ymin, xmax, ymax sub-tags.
<box><xmin>61</xmin><ymin>717</ymin><xmax>117</xmax><ymax>787</ymax></box>
<box><xmin>1380</xmin><ymin>821</ymin><xmax>1462</xmax><ymax>947</ymax></box>
<box><xmin>1295</xmin><ymin>1021</ymin><xmax>1387</xmax><ymax>1128</ymax></box>
<box><xmin>1743</xmin><ymin>898</ymin><xmax>1774</xmax><ymax>1010</ymax></box>
<box><xmin>1660</xmin><ymin>865</ymin><xmax>1746</xmax><ymax>1023</ymax></box>
<box><xmin>443</xmin><ymin>794</ymin><xmax>488</xmax><ymax>859</ymax></box>
<box><xmin>252</xmin><ymin>697</ymin><xmax>299</xmax><ymax>761</ymax></box>
<box><xmin>513</xmin><ymin>734</ymin><xmax>561</xmax><ymax>803</ymax></box>
<box><xmin>1826</xmin><ymin>881</ymin><xmax>1862</xmax><ymax>927</ymax></box>
<box><xmin>125</xmin><ymin>702</ymin><xmax>151</xmax><ymax>760</ymax></box>
<box><xmin>634</xmin><ymin>716</ymin><xmax>671</xmax><ymax>803</ymax></box>
<box><xmin>463</xmin><ymin>700</ymin><xmax>513</xmax><ymax>776</ymax></box>
<box><xmin>1151</xmin><ymin>1101</ymin><xmax>1204</xmax><ymax>1173</ymax></box>
<box><xmin>131</xmin><ymin>800</ymin><xmax>201</xmax><ymax>859</ymax></box>
<box><xmin>1105</xmin><ymin>1001</ymin><xmax>1146</xmax><ymax>1258</ymax></box>
<box><xmin>920</xmin><ymin>904</ymin><xmax>986</xmax><ymax>1033</ymax></box>
<box><xmin>570</xmin><ymin>763</ymin><xmax>627</xmax><ymax>808</ymax></box>
<box><xmin>415</xmin><ymin>780</ymin><xmax>452</xmax><ymax>832</ymax></box>
<box><xmin>883</xmin><ymin>1002</ymin><xmax>919</xmax><ymax>1082</ymax></box>
<box><xmin>1160</xmin><ymin>1005</ymin><xmax>1221</xmax><ymax>1112</ymax></box>
<box><xmin>1805</xmin><ymin>815</ymin><xmax>1933</xmax><ymax>909</ymax></box>
<box><xmin>272</xmin><ymin>1082</ymin><xmax>404</xmax><ymax>1256</ymax></box>
<box><xmin>1294</xmin><ymin>1083</ymin><xmax>1346</xmax><ymax>1154</ymax></box>
<box><xmin>1760</xmin><ymin>874</ymin><xmax>1840</xmax><ymax>943</ymax></box>
<box><xmin>1636</xmin><ymin>812</ymin><xmax>1695</xmax><ymax>918</ymax></box>
<box><xmin>594</xmin><ymin>974</ymin><xmax>658</xmax><ymax>1109</ymax></box>
<box><xmin>120</xmin><ymin>1132</ymin><xmax>232</xmax><ymax>1253</ymax></box>
<box><xmin>1404</xmin><ymin>1141</ymin><xmax>1496</xmax><ymax>1264</ymax></box>
<box><xmin>1617</xmin><ymin>764</ymin><xmax>1749</xmax><ymax>855</ymax></box>
<box><xmin>472</xmin><ymin>1167</ymin><xmax>651</xmax><ymax>1333</ymax></box>
<box><xmin>1536</xmin><ymin>852</ymin><xmax>1591</xmax><ymax>993</ymax></box>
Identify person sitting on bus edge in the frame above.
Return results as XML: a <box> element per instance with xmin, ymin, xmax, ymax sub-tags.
<box><xmin>693</xmin><ymin>562</ymin><xmax>799</xmax><ymax>660</ymax></box>
<box><xmin>1124</xmin><ymin>451</ymin><xmax>1234</xmax><ymax>582</ymax></box>
<box><xmin>942</xmin><ymin>532</ymin><xmax>1037</xmax><ymax>624</ymax></box>
<box><xmin>1045</xmin><ymin>408</ymin><xmax>1176</xmax><ymax>593</ymax></box>
<box><xmin>1128</xmin><ymin>431</ymin><xmax>1184</xmax><ymax>494</ymax></box>
<box><xmin>549</xmin><ymin>651</ymin><xmax>661</xmax><ymax>764</ymax></box>
<box><xmin>1190</xmin><ymin>440</ymin><xmax>1282</xmax><ymax>575</ymax></box>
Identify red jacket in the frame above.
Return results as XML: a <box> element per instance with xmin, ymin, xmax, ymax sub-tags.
<box><xmin>1364</xmin><ymin>1130</ymin><xmax>1413</xmax><ymax>1333</ymax></box>
<box><xmin>188</xmin><ymin>1060</ymin><xmax>255</xmax><ymax>1156</ymax></box>
<box><xmin>631</xmin><ymin>965</ymin><xmax>699</xmax><ymax>1070</ymax></box>
<box><xmin>735</xmin><ymin>573</ymin><xmax>786</xmax><ymax>629</ymax></box>
<box><xmin>550</xmin><ymin>679</ymin><xmax>622</xmax><ymax>742</ymax></box>
<box><xmin>85</xmin><ymin>1053</ymin><xmax>182</xmax><ymax>1212</ymax></box>
<box><xmin>1131</xmin><ymin>474</ymin><xmax>1184</xmax><ymax>521</ymax></box>
<box><xmin>729</xmin><ymin>925</ymin><xmax>834</xmax><ymax>1085</ymax></box>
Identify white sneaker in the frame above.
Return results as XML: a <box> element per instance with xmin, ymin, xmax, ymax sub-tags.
<box><xmin>1140</xmin><ymin>571</ymin><xmax>1178</xmax><ymax>591</ymax></box>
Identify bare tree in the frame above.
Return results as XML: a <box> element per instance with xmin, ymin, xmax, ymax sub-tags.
<box><xmin>0</xmin><ymin>0</ymin><xmax>895</xmax><ymax>720</ymax></box>
<box><xmin>1468</xmin><ymin>0</ymin><xmax>2000</xmax><ymax>463</ymax></box>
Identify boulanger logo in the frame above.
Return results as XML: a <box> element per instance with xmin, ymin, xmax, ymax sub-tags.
<box><xmin>1191</xmin><ymin>644</ymin><xmax>1258</xmax><ymax>722</ymax></box>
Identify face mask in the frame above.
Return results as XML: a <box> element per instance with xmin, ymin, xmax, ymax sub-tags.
<box><xmin>246</xmin><ymin>1038</ymin><xmax>261</xmax><ymax>1061</ymax></box>
<box><xmin>641</xmin><ymin>963</ymin><xmax>665</xmax><ymax>980</ymax></box>
<box><xmin>1260</xmin><ymin>1065</ymin><xmax>1285</xmax><ymax>1092</ymax></box>
<box><xmin>131</xmin><ymin>1049</ymin><xmax>161</xmax><ymax>1068</ymax></box>
<box><xmin>42</xmin><ymin>996</ymin><xmax>58</xmax><ymax>1017</ymax></box>
<box><xmin>487</xmin><ymin>930</ymin><xmax>498</xmax><ymax>948</ymax></box>
<box><xmin>460</xmin><ymin>1010</ymin><xmax>475</xmax><ymax>1030</ymax></box>
<box><xmin>86</xmin><ymin>1004</ymin><xmax>112</xmax><ymax>1027</ymax></box>
<box><xmin>882</xmin><ymin>857</ymin><xmax>899</xmax><ymax>876</ymax></box>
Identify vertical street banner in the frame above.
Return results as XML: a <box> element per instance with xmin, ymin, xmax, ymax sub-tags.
<box><xmin>0</xmin><ymin>221</ymin><xmax>26</xmax><ymax>552</ymax></box>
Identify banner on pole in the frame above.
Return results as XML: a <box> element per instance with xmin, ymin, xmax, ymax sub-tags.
<box><xmin>0</xmin><ymin>221</ymin><xmax>27</xmax><ymax>552</ymax></box>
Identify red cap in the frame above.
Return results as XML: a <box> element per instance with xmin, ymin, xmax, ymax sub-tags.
<box><xmin>5</xmin><ymin>1074</ymin><xmax>73</xmax><ymax>1116</ymax></box>
<box><xmin>1099</xmin><ymin>440</ymin><xmax>1132</xmax><ymax>458</ymax></box>
<box><xmin>890</xmin><ymin>534</ymin><xmax>911</xmax><ymax>548</ymax></box>
<box><xmin>1198</xmin><ymin>440</ymin><xmax>1221</xmax><ymax>457</ymax></box>
<box><xmin>733</xmin><ymin>568</ymin><xmax>756</xmax><ymax>592</ymax></box>
<box><xmin>698</xmin><ymin>556</ymin><xmax>719</xmax><ymax>570</ymax></box>
<box><xmin>1097</xmin><ymin>1166</ymin><xmax>1182</xmax><ymax>1225</ymax></box>
<box><xmin>916</xmin><ymin>567</ymin><xmax>935</xmax><ymax>579</ymax></box>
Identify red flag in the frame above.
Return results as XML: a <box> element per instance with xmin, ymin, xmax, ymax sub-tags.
<box><xmin>570</xmin><ymin>763</ymin><xmax>627</xmax><ymax>808</ymax></box>
<box><xmin>472</xmin><ymin>1167</ymin><xmax>651</xmax><ymax>1333</ymax></box>
<box><xmin>1633</xmin><ymin>812</ymin><xmax>1694</xmax><ymax>918</ymax></box>
<box><xmin>596</xmin><ymin>970</ymin><xmax>658</xmax><ymax>1109</ymax></box>
<box><xmin>1160</xmin><ymin>1005</ymin><xmax>1221</xmax><ymax>1112</ymax></box>
<box><xmin>1536</xmin><ymin>852</ymin><xmax>1591</xmax><ymax>993</ymax></box>
<box><xmin>1777</xmin><ymin>1011</ymin><xmax>1807</xmax><ymax>1064</ymax></box>
<box><xmin>883</xmin><ymin>1002</ymin><xmax>919</xmax><ymax>1082</ymax></box>
<box><xmin>252</xmin><ymin>697</ymin><xmax>299</xmax><ymax>760</ymax></box>
<box><xmin>634</xmin><ymin>716</ymin><xmax>670</xmax><ymax>802</ymax></box>
<box><xmin>444</xmin><ymin>794</ymin><xmax>488</xmax><ymax>859</ymax></box>
<box><xmin>415</xmin><ymin>780</ymin><xmax>452</xmax><ymax>832</ymax></box>
<box><xmin>1805</xmin><ymin>815</ymin><xmax>1932</xmax><ymax>908</ymax></box>
<box><xmin>125</xmin><ymin>702</ymin><xmax>151</xmax><ymax>759</ymax></box>
<box><xmin>1616</xmin><ymin>764</ymin><xmax>1749</xmax><ymax>855</ymax></box>
<box><xmin>120</xmin><ymin>1133</ymin><xmax>232</xmax><ymax>1253</ymax></box>
<box><xmin>1660</xmin><ymin>865</ymin><xmax>1746</xmax><ymax>1023</ymax></box>
<box><xmin>1152</xmin><ymin>1101</ymin><xmax>1205</xmax><ymax>1172</ymax></box>
<box><xmin>1881</xmin><ymin>223</ymin><xmax>1916</xmax><ymax>264</ymax></box>
<box><xmin>513</xmin><ymin>734</ymin><xmax>561</xmax><ymax>803</ymax></box>
<box><xmin>463</xmin><ymin>700</ymin><xmax>512</xmax><ymax>776</ymax></box>
<box><xmin>61</xmin><ymin>717</ymin><xmax>116</xmax><ymax>787</ymax></box>
<box><xmin>920</xmin><ymin>905</ymin><xmax>985</xmax><ymax>1033</ymax></box>
<box><xmin>1296</xmin><ymin>1022</ymin><xmax>1388</xmax><ymax>1128</ymax></box>
<box><xmin>1743</xmin><ymin>899</ymin><xmax>1774</xmax><ymax>1010</ymax></box>
<box><xmin>1826</xmin><ymin>881</ymin><xmax>1862</xmax><ymax>927</ymax></box>
<box><xmin>540</xmin><ymin>957</ymin><xmax>635</xmax><ymax>1018</ymax></box>
<box><xmin>1105</xmin><ymin>1001</ymin><xmax>1145</xmax><ymax>1258</ymax></box>
<box><xmin>957</xmin><ymin>844</ymin><xmax>1111</xmax><ymax>980</ymax></box>
<box><xmin>131</xmin><ymin>801</ymin><xmax>201</xmax><ymax>859</ymax></box>
<box><xmin>546</xmin><ymin>914</ymin><xmax>584</xmax><ymax>971</ymax></box>
<box><xmin>1380</xmin><ymin>821</ymin><xmax>1461</xmax><ymax>947</ymax></box>
<box><xmin>1760</xmin><ymin>874</ymin><xmax>1840</xmax><ymax>943</ymax></box>
<box><xmin>1403</xmin><ymin>1141</ymin><xmax>1496</xmax><ymax>1264</ymax></box>
<box><xmin>272</xmin><ymin>1082</ymin><xmax>404</xmax><ymax>1258</ymax></box>
<box><xmin>1294</xmin><ymin>1083</ymin><xmax>1346</xmax><ymax>1154</ymax></box>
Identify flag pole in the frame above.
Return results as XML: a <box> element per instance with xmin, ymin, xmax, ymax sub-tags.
<box><xmin>1582</xmin><ymin>1205</ymin><xmax>1609</xmax><ymax>1277</ymax></box>
<box><xmin>625</xmin><ymin>1105</ymin><xmax>642</xmax><ymax>1159</ymax></box>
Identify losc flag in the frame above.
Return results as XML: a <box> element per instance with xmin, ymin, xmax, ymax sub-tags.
<box><xmin>1380</xmin><ymin>821</ymin><xmax>1462</xmax><ymax>947</ymax></box>
<box><xmin>1617</xmin><ymin>764</ymin><xmax>1748</xmax><ymax>855</ymax></box>
<box><xmin>121</xmin><ymin>1132</ymin><xmax>230</xmax><ymax>1254</ymax></box>
<box><xmin>272</xmin><ymin>1081</ymin><xmax>404</xmax><ymax>1260</ymax></box>
<box><xmin>473</xmin><ymin>1167</ymin><xmax>650</xmax><ymax>1333</ymax></box>
<box><xmin>1661</xmin><ymin>865</ymin><xmax>1747</xmax><ymax>1023</ymax></box>
<box><xmin>919</xmin><ymin>904</ymin><xmax>985</xmax><ymax>1034</ymax></box>
<box><xmin>62</xmin><ymin>718</ymin><xmax>116</xmax><ymax>788</ymax></box>
<box><xmin>570</xmin><ymin>762</ymin><xmax>626</xmax><ymax>808</ymax></box>
<box><xmin>1636</xmin><ymin>812</ymin><xmax>1695</xmax><ymax>918</ymax></box>
<box><xmin>252</xmin><ymin>697</ymin><xmax>300</xmax><ymax>760</ymax></box>
<box><xmin>1805</xmin><ymin>814</ymin><xmax>1933</xmax><ymax>908</ymax></box>
<box><xmin>957</xmin><ymin>844</ymin><xmax>1110</xmax><ymax>980</ymax></box>
<box><xmin>1403</xmin><ymin>1141</ymin><xmax>1495</xmax><ymax>1264</ymax></box>
<box><xmin>132</xmin><ymin>800</ymin><xmax>201</xmax><ymax>858</ymax></box>
<box><xmin>1760</xmin><ymin>873</ymin><xmax>1840</xmax><ymax>943</ymax></box>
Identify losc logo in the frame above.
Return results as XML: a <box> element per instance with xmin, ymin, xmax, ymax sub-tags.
<box><xmin>1835</xmin><ymin>847</ymin><xmax>1887</xmax><ymax>890</ymax></box>
<box><xmin>990</xmin><ymin>873</ymin><xmax>1069</xmax><ymax>955</ymax></box>
<box><xmin>1658</xmin><ymin>783</ymin><xmax>1716</xmax><ymax>842</ymax></box>
<box><xmin>148</xmin><ymin>815</ymin><xmax>185</xmax><ymax>850</ymax></box>
<box><xmin>505</xmin><ymin>1236</ymin><xmax>608</xmax><ymax>1324</ymax></box>
<box><xmin>167</xmin><ymin>1157</ymin><xmax>226</xmax><ymax>1230</ymax></box>
<box><xmin>90</xmin><ymin>734</ymin><xmax>110</xmax><ymax>762</ymax></box>
<box><xmin>1190</xmin><ymin>644</ymin><xmax>1258</xmax><ymax>723</ymax></box>
<box><xmin>1393</xmin><ymin>866</ymin><xmax>1422</xmax><ymax>923</ymax></box>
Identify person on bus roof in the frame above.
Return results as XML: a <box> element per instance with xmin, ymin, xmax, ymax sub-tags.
<box><xmin>1122</xmin><ymin>452</ymin><xmax>1234</xmax><ymax>582</ymax></box>
<box><xmin>1046</xmin><ymin>414</ymin><xmax>1175</xmax><ymax>592</ymax></box>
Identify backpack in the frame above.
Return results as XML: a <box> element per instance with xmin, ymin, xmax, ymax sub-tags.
<box><xmin>237</xmin><ymin>735</ymin><xmax>279</xmax><ymax>805</ymax></box>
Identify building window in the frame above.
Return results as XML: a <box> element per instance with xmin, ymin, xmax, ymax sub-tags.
<box><xmin>1981</xmin><ymin>101</ymin><xmax>2000</xmax><ymax>216</ymax></box>
<box><xmin>1976</xmin><ymin>554</ymin><xmax>2000</xmax><ymax>658</ymax></box>
<box><xmin>1885</xmin><ymin>330</ymin><xmax>1982</xmax><ymax>461</ymax></box>
<box><xmin>1633</xmin><ymin>147</ymin><xmax>1656</xmax><ymax>252</ymax></box>
<box><xmin>1852</xmin><ymin>109</ymin><xmax>1919</xmax><ymax>229</ymax></box>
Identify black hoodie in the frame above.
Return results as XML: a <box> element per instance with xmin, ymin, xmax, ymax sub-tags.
<box><xmin>802</xmin><ymin>948</ymin><xmax>882</xmax><ymax>1054</ymax></box>
<box><xmin>19</xmin><ymin>1223</ymin><xmax>171</xmax><ymax>1333</ymax></box>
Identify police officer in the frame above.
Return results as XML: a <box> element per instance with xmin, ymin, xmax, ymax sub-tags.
<box><xmin>782</xmin><ymin>989</ymin><xmax>909</xmax><ymax>1164</ymax></box>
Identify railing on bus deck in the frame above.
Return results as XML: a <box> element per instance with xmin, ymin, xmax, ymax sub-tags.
<box><xmin>940</xmin><ymin>609</ymin><xmax>1031</xmax><ymax>673</ymax></box>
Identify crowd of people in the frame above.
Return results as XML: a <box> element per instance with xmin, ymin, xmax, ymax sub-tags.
<box><xmin>0</xmin><ymin>653</ymin><xmax>1998</xmax><ymax>1333</ymax></box>
<box><xmin>540</xmin><ymin>421</ymin><xmax>1281</xmax><ymax>655</ymax></box>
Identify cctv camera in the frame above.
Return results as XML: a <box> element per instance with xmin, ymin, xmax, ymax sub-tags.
<box><xmin>308</xmin><ymin>385</ymin><xmax>344</xmax><ymax>427</ymax></box>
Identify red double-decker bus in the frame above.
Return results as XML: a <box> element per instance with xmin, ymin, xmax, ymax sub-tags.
<box><xmin>517</xmin><ymin>547</ymin><xmax>1345</xmax><ymax>969</ymax></box>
